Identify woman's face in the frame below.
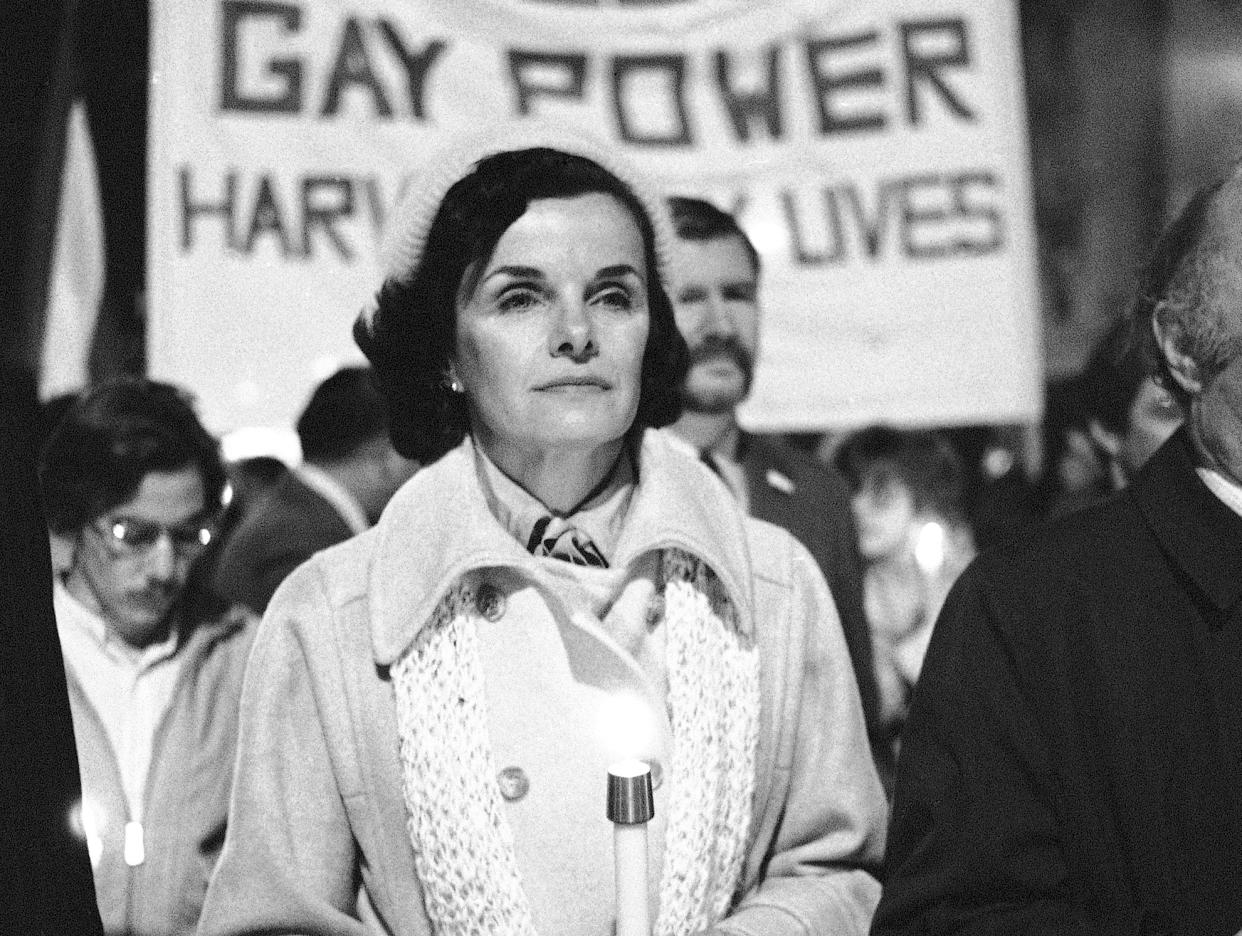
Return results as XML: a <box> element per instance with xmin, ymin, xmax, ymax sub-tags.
<box><xmin>851</xmin><ymin>473</ymin><xmax>917</xmax><ymax>561</ymax></box>
<box><xmin>453</xmin><ymin>192</ymin><xmax>651</xmax><ymax>463</ymax></box>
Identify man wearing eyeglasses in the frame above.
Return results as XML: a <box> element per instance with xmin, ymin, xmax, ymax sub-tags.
<box><xmin>38</xmin><ymin>378</ymin><xmax>254</xmax><ymax>936</ymax></box>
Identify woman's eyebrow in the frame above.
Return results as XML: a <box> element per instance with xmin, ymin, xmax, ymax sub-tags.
<box><xmin>483</xmin><ymin>264</ymin><xmax>642</xmax><ymax>283</ymax></box>
<box><xmin>486</xmin><ymin>265</ymin><xmax>544</xmax><ymax>281</ymax></box>
<box><xmin>594</xmin><ymin>264</ymin><xmax>641</xmax><ymax>279</ymax></box>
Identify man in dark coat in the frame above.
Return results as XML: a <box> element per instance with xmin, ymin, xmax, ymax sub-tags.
<box><xmin>738</xmin><ymin>433</ymin><xmax>870</xmax><ymax>690</ymax></box>
<box><xmin>873</xmin><ymin>166</ymin><xmax>1242</xmax><ymax>934</ymax></box>
<box><xmin>665</xmin><ymin>196</ymin><xmax>892</xmax><ymax>783</ymax></box>
<box><xmin>0</xmin><ymin>378</ymin><xmax>103</xmax><ymax>936</ymax></box>
<box><xmin>211</xmin><ymin>366</ymin><xmax>419</xmax><ymax>614</ymax></box>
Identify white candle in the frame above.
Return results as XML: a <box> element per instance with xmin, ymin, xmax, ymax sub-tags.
<box><xmin>607</xmin><ymin>759</ymin><xmax>654</xmax><ymax>936</ymax></box>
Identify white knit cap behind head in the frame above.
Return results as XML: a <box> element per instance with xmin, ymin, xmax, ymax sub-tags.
<box><xmin>358</xmin><ymin>121</ymin><xmax>676</xmax><ymax>337</ymax></box>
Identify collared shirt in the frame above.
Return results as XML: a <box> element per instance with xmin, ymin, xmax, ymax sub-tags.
<box><xmin>473</xmin><ymin>443</ymin><xmax>636</xmax><ymax>564</ymax></box>
<box><xmin>1197</xmin><ymin>465</ymin><xmax>1242</xmax><ymax>519</ymax></box>
<box><xmin>665</xmin><ymin>430</ymin><xmax>751</xmax><ymax>512</ymax></box>
<box><xmin>296</xmin><ymin>463</ymin><xmax>369</xmax><ymax>535</ymax></box>
<box><xmin>701</xmin><ymin>448</ymin><xmax>751</xmax><ymax>513</ymax></box>
<box><xmin>53</xmin><ymin>578</ymin><xmax>183</xmax><ymax>822</ymax></box>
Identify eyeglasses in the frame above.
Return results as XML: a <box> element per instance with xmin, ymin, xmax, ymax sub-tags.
<box><xmin>89</xmin><ymin>516</ymin><xmax>217</xmax><ymax>558</ymax></box>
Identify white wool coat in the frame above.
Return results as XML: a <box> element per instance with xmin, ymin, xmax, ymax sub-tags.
<box><xmin>199</xmin><ymin>430</ymin><xmax>886</xmax><ymax>935</ymax></box>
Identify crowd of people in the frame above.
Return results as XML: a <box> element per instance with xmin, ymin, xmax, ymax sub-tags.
<box><xmin>13</xmin><ymin>124</ymin><xmax>1242</xmax><ymax>935</ymax></box>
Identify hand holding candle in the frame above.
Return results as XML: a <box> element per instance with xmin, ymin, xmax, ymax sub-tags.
<box><xmin>607</xmin><ymin>759</ymin><xmax>654</xmax><ymax>936</ymax></box>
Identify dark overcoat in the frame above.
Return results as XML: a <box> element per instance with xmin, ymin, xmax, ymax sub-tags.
<box><xmin>873</xmin><ymin>429</ymin><xmax>1242</xmax><ymax>935</ymax></box>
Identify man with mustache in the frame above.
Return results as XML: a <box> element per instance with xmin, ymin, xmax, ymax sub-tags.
<box><xmin>666</xmin><ymin>196</ymin><xmax>892</xmax><ymax>784</ymax></box>
<box><xmin>38</xmin><ymin>379</ymin><xmax>255</xmax><ymax>936</ymax></box>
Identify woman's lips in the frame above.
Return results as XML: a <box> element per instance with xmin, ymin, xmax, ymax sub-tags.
<box><xmin>536</xmin><ymin>377</ymin><xmax>610</xmax><ymax>391</ymax></box>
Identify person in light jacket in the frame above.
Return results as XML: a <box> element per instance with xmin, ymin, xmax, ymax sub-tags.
<box><xmin>38</xmin><ymin>379</ymin><xmax>254</xmax><ymax>936</ymax></box>
<box><xmin>199</xmin><ymin>126</ymin><xmax>886</xmax><ymax>936</ymax></box>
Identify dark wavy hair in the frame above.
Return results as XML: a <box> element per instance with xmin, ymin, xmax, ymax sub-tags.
<box><xmin>834</xmin><ymin>425</ymin><xmax>967</xmax><ymax>524</ymax></box>
<box><xmin>39</xmin><ymin>378</ymin><xmax>226</xmax><ymax>535</ymax></box>
<box><xmin>296</xmin><ymin>365</ymin><xmax>388</xmax><ymax>463</ymax></box>
<box><xmin>667</xmin><ymin>195</ymin><xmax>760</xmax><ymax>276</ymax></box>
<box><xmin>356</xmin><ymin>148</ymin><xmax>688</xmax><ymax>463</ymax></box>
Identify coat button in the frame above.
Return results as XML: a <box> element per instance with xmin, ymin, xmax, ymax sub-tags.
<box><xmin>497</xmin><ymin>766</ymin><xmax>529</xmax><ymax>801</ymax></box>
<box><xmin>476</xmin><ymin>583</ymin><xmax>506</xmax><ymax>622</ymax></box>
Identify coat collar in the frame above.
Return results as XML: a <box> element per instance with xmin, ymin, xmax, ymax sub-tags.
<box><xmin>1131</xmin><ymin>427</ymin><xmax>1242</xmax><ymax>611</ymax></box>
<box><xmin>369</xmin><ymin>430</ymin><xmax>756</xmax><ymax>666</ymax></box>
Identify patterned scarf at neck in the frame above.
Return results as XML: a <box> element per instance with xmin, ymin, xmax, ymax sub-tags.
<box><xmin>476</xmin><ymin>442</ymin><xmax>637</xmax><ymax>568</ymax></box>
<box><xmin>525</xmin><ymin>515</ymin><xmax>609</xmax><ymax>567</ymax></box>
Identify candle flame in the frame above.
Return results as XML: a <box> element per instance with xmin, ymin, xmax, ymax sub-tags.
<box><xmin>68</xmin><ymin>798</ymin><xmax>105</xmax><ymax>868</ymax></box>
<box><xmin>598</xmin><ymin>691</ymin><xmax>659</xmax><ymax>765</ymax></box>
<box><xmin>608</xmin><ymin>758</ymin><xmax>650</xmax><ymax>779</ymax></box>
<box><xmin>914</xmin><ymin>521</ymin><xmax>946</xmax><ymax>575</ymax></box>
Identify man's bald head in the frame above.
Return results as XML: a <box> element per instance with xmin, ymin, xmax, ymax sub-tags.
<box><xmin>1132</xmin><ymin>164</ymin><xmax>1242</xmax><ymax>410</ymax></box>
<box><xmin>1138</xmin><ymin>164</ymin><xmax>1242</xmax><ymax>482</ymax></box>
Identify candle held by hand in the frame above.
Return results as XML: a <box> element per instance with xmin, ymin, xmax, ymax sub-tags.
<box><xmin>607</xmin><ymin>759</ymin><xmax>654</xmax><ymax>936</ymax></box>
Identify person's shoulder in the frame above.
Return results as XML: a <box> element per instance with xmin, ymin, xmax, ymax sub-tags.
<box><xmin>262</xmin><ymin>473</ymin><xmax>350</xmax><ymax>536</ymax></box>
<box><xmin>640</xmin><ymin>427</ymin><xmax>740</xmax><ymax>506</ymax></box>
<box><xmin>179</xmin><ymin>600</ymin><xmax>260</xmax><ymax>678</ymax></box>
<box><xmin>983</xmin><ymin>490</ymin><xmax>1139</xmax><ymax>569</ymax></box>
<box><xmin>740</xmin><ymin>513</ymin><xmax>823</xmax><ymax>591</ymax></box>
<box><xmin>743</xmin><ymin>434</ymin><xmax>840</xmax><ymax>482</ymax></box>
<box><xmin>217</xmin><ymin>476</ymin><xmax>312</xmax><ymax>551</ymax></box>
<box><xmin>301</xmin><ymin>525</ymin><xmax>379</xmax><ymax>589</ymax></box>
<box><xmin>743</xmin><ymin>433</ymin><xmax>852</xmax><ymax>502</ymax></box>
<box><xmin>952</xmin><ymin>491</ymin><xmax>1151</xmax><ymax>623</ymax></box>
<box><xmin>262</xmin><ymin>526</ymin><xmax>380</xmax><ymax>622</ymax></box>
<box><xmin>235</xmin><ymin>529</ymin><xmax>380</xmax><ymax>678</ymax></box>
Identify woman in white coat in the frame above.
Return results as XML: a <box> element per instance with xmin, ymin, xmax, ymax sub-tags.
<box><xmin>199</xmin><ymin>127</ymin><xmax>886</xmax><ymax>936</ymax></box>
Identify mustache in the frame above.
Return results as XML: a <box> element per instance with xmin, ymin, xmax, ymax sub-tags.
<box><xmin>689</xmin><ymin>334</ymin><xmax>754</xmax><ymax>375</ymax></box>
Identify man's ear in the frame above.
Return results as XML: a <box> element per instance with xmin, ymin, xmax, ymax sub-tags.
<box><xmin>1152</xmin><ymin>314</ymin><xmax>1203</xmax><ymax>395</ymax></box>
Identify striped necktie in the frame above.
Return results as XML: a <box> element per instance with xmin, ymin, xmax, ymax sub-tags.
<box><xmin>526</xmin><ymin>515</ymin><xmax>609</xmax><ymax>568</ymax></box>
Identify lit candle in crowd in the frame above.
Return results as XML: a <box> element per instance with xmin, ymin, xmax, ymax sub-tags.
<box><xmin>914</xmin><ymin>520</ymin><xmax>947</xmax><ymax>576</ymax></box>
<box><xmin>607</xmin><ymin>759</ymin><xmax>654</xmax><ymax>936</ymax></box>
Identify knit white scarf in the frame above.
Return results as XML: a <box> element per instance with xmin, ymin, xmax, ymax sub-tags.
<box><xmin>391</xmin><ymin>548</ymin><xmax>760</xmax><ymax>936</ymax></box>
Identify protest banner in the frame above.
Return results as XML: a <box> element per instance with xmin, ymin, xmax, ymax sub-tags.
<box><xmin>148</xmin><ymin>0</ymin><xmax>1040</xmax><ymax>441</ymax></box>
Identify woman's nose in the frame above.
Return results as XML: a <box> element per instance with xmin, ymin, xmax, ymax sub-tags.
<box><xmin>549</xmin><ymin>297</ymin><xmax>598</xmax><ymax>361</ymax></box>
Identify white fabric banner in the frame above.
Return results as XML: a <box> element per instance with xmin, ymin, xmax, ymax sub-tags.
<box><xmin>148</xmin><ymin>0</ymin><xmax>1041</xmax><ymax>436</ymax></box>
<box><xmin>42</xmin><ymin>102</ymin><xmax>104</xmax><ymax>400</ymax></box>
